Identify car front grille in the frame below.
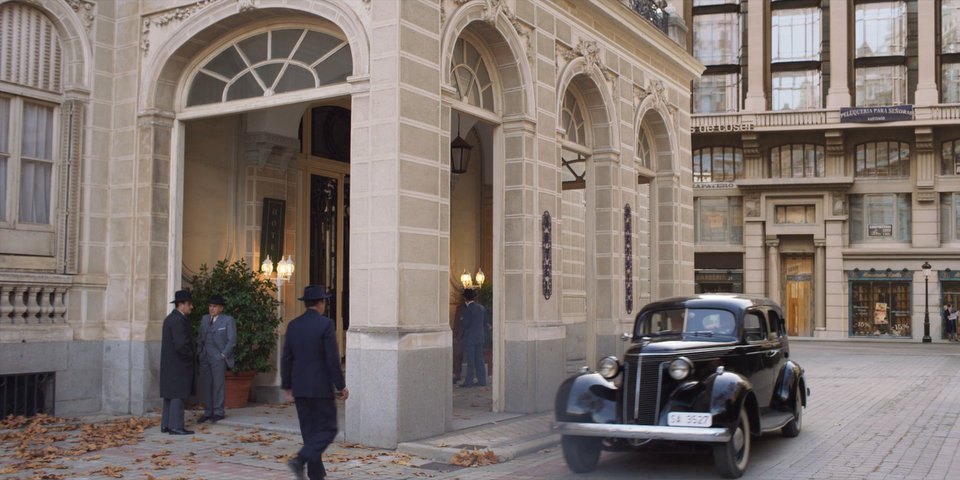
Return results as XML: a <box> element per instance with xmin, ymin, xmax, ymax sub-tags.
<box><xmin>623</xmin><ymin>353</ymin><xmax>665</xmax><ymax>425</ymax></box>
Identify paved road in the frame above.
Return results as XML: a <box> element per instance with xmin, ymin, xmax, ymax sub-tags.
<box><xmin>457</xmin><ymin>341</ymin><xmax>960</xmax><ymax>480</ymax></box>
<box><xmin>2</xmin><ymin>341</ymin><xmax>959</xmax><ymax>479</ymax></box>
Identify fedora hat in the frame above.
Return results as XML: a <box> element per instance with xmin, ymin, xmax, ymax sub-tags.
<box><xmin>298</xmin><ymin>285</ymin><xmax>332</xmax><ymax>301</ymax></box>
<box><xmin>170</xmin><ymin>289</ymin><xmax>192</xmax><ymax>304</ymax></box>
<box><xmin>207</xmin><ymin>294</ymin><xmax>226</xmax><ymax>306</ymax></box>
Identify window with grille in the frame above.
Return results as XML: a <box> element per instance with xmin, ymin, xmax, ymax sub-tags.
<box><xmin>185</xmin><ymin>28</ymin><xmax>352</xmax><ymax>107</ymax></box>
<box><xmin>854</xmin><ymin>142</ymin><xmax>911</xmax><ymax>178</ymax></box>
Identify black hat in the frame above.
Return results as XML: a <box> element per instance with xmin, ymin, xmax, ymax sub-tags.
<box><xmin>208</xmin><ymin>295</ymin><xmax>226</xmax><ymax>306</ymax></box>
<box><xmin>298</xmin><ymin>285</ymin><xmax>332</xmax><ymax>301</ymax></box>
<box><xmin>463</xmin><ymin>288</ymin><xmax>477</xmax><ymax>300</ymax></box>
<box><xmin>171</xmin><ymin>290</ymin><xmax>192</xmax><ymax>304</ymax></box>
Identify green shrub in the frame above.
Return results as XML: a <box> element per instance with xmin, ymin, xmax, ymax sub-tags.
<box><xmin>189</xmin><ymin>259</ymin><xmax>280</xmax><ymax>373</ymax></box>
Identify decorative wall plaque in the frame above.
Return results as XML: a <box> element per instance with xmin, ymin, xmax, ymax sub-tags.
<box><xmin>542</xmin><ymin>211</ymin><xmax>552</xmax><ymax>300</ymax></box>
<box><xmin>624</xmin><ymin>204</ymin><xmax>634</xmax><ymax>314</ymax></box>
<box><xmin>260</xmin><ymin>198</ymin><xmax>286</xmax><ymax>268</ymax></box>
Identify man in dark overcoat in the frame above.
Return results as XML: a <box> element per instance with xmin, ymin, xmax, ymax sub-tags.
<box><xmin>197</xmin><ymin>294</ymin><xmax>236</xmax><ymax>423</ymax></box>
<box><xmin>459</xmin><ymin>288</ymin><xmax>489</xmax><ymax>387</ymax></box>
<box><xmin>160</xmin><ymin>289</ymin><xmax>196</xmax><ymax>435</ymax></box>
<box><xmin>282</xmin><ymin>285</ymin><xmax>349</xmax><ymax>480</ymax></box>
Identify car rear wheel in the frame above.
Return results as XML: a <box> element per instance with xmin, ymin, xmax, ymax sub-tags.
<box><xmin>713</xmin><ymin>406</ymin><xmax>751</xmax><ymax>479</ymax></box>
<box><xmin>781</xmin><ymin>384</ymin><xmax>803</xmax><ymax>437</ymax></box>
<box><xmin>561</xmin><ymin>435</ymin><xmax>602</xmax><ymax>473</ymax></box>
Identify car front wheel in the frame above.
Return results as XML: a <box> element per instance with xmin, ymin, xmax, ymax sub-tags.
<box><xmin>713</xmin><ymin>406</ymin><xmax>751</xmax><ymax>478</ymax></box>
<box><xmin>561</xmin><ymin>435</ymin><xmax>602</xmax><ymax>473</ymax></box>
<box><xmin>781</xmin><ymin>384</ymin><xmax>803</xmax><ymax>437</ymax></box>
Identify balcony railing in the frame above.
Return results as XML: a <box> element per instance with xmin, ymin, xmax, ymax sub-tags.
<box><xmin>691</xmin><ymin>105</ymin><xmax>960</xmax><ymax>132</ymax></box>
<box><xmin>626</xmin><ymin>0</ymin><xmax>669</xmax><ymax>34</ymax></box>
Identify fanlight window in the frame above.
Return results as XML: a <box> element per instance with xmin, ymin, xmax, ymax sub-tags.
<box><xmin>186</xmin><ymin>28</ymin><xmax>352</xmax><ymax>107</ymax></box>
<box><xmin>451</xmin><ymin>38</ymin><xmax>494</xmax><ymax>111</ymax></box>
<box><xmin>561</xmin><ymin>91</ymin><xmax>587</xmax><ymax>146</ymax></box>
<box><xmin>637</xmin><ymin>129</ymin><xmax>652</xmax><ymax>169</ymax></box>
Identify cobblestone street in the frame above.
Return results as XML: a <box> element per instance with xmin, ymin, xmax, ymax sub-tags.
<box><xmin>3</xmin><ymin>341</ymin><xmax>960</xmax><ymax>479</ymax></box>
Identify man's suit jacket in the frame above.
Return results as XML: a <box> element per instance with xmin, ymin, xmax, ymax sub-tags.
<box><xmin>281</xmin><ymin>309</ymin><xmax>345</xmax><ymax>398</ymax></box>
<box><xmin>199</xmin><ymin>313</ymin><xmax>237</xmax><ymax>369</ymax></box>
<box><xmin>160</xmin><ymin>309</ymin><xmax>195</xmax><ymax>399</ymax></box>
<box><xmin>460</xmin><ymin>301</ymin><xmax>488</xmax><ymax>346</ymax></box>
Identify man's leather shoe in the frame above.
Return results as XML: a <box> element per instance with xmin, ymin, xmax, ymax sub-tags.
<box><xmin>168</xmin><ymin>428</ymin><xmax>194</xmax><ymax>435</ymax></box>
<box><xmin>160</xmin><ymin>427</ymin><xmax>169</xmax><ymax>433</ymax></box>
<box><xmin>196</xmin><ymin>415</ymin><xmax>211</xmax><ymax>424</ymax></box>
<box><xmin>286</xmin><ymin>457</ymin><xmax>306</xmax><ymax>480</ymax></box>
<box><xmin>211</xmin><ymin>414</ymin><xmax>225</xmax><ymax>423</ymax></box>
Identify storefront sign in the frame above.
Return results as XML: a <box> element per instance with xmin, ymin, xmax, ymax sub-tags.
<box><xmin>868</xmin><ymin>224</ymin><xmax>893</xmax><ymax>237</ymax></box>
<box><xmin>940</xmin><ymin>269</ymin><xmax>960</xmax><ymax>281</ymax></box>
<box><xmin>260</xmin><ymin>197</ymin><xmax>286</xmax><ymax>265</ymax></box>
<box><xmin>694</xmin><ymin>183</ymin><xmax>737</xmax><ymax>190</ymax></box>
<box><xmin>874</xmin><ymin>302</ymin><xmax>888</xmax><ymax>325</ymax></box>
<box><xmin>692</xmin><ymin>123</ymin><xmax>755</xmax><ymax>133</ymax></box>
<box><xmin>847</xmin><ymin>268</ymin><xmax>912</xmax><ymax>280</ymax></box>
<box><xmin>840</xmin><ymin>105</ymin><xmax>913</xmax><ymax>123</ymax></box>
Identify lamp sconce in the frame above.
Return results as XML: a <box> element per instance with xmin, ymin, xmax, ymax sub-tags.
<box><xmin>262</xmin><ymin>255</ymin><xmax>296</xmax><ymax>284</ymax></box>
<box><xmin>450</xmin><ymin>116</ymin><xmax>472</xmax><ymax>175</ymax></box>
<box><xmin>459</xmin><ymin>268</ymin><xmax>486</xmax><ymax>290</ymax></box>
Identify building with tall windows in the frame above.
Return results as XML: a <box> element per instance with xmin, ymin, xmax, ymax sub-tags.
<box><xmin>687</xmin><ymin>0</ymin><xmax>960</xmax><ymax>341</ymax></box>
<box><xmin>0</xmin><ymin>0</ymin><xmax>700</xmax><ymax>447</ymax></box>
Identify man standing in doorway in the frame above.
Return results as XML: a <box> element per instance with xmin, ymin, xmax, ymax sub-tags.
<box><xmin>459</xmin><ymin>288</ymin><xmax>489</xmax><ymax>387</ymax></box>
<box><xmin>160</xmin><ymin>289</ymin><xmax>196</xmax><ymax>435</ymax></box>
<box><xmin>197</xmin><ymin>294</ymin><xmax>236</xmax><ymax>423</ymax></box>
<box><xmin>282</xmin><ymin>285</ymin><xmax>348</xmax><ymax>480</ymax></box>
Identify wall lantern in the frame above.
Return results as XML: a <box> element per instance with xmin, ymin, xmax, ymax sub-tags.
<box><xmin>459</xmin><ymin>268</ymin><xmax>485</xmax><ymax>290</ymax></box>
<box><xmin>460</xmin><ymin>269</ymin><xmax>473</xmax><ymax>289</ymax></box>
<box><xmin>450</xmin><ymin>116</ymin><xmax>472</xmax><ymax>175</ymax></box>
<box><xmin>475</xmin><ymin>268</ymin><xmax>485</xmax><ymax>289</ymax></box>
<box><xmin>261</xmin><ymin>255</ymin><xmax>274</xmax><ymax>276</ymax></box>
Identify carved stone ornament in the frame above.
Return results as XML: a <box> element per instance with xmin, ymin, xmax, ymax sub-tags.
<box><xmin>244</xmin><ymin>133</ymin><xmax>300</xmax><ymax>170</ymax></box>
<box><xmin>452</xmin><ymin>0</ymin><xmax>534</xmax><ymax>59</ymax></box>
<box><xmin>633</xmin><ymin>84</ymin><xmax>649</xmax><ymax>106</ymax></box>
<box><xmin>141</xmin><ymin>0</ymin><xmax>219</xmax><ymax>54</ymax></box>
<box><xmin>237</xmin><ymin>0</ymin><xmax>257</xmax><ymax>13</ymax></box>
<box><xmin>915</xmin><ymin>127</ymin><xmax>934</xmax><ymax>153</ymax></box>
<box><xmin>563</xmin><ymin>39</ymin><xmax>602</xmax><ymax>70</ymax></box>
<box><xmin>744</xmin><ymin>192</ymin><xmax>761</xmax><ymax>218</ymax></box>
<box><xmin>66</xmin><ymin>0</ymin><xmax>96</xmax><ymax>31</ymax></box>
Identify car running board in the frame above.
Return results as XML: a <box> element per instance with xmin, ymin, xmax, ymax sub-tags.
<box><xmin>759</xmin><ymin>411</ymin><xmax>795</xmax><ymax>433</ymax></box>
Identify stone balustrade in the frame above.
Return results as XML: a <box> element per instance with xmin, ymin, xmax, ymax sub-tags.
<box><xmin>754</xmin><ymin>109</ymin><xmax>828</xmax><ymax>127</ymax></box>
<box><xmin>0</xmin><ymin>284</ymin><xmax>69</xmax><ymax>325</ymax></box>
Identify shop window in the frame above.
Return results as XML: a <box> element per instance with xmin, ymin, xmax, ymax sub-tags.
<box><xmin>941</xmin><ymin>139</ymin><xmax>960</xmax><ymax>175</ymax></box>
<box><xmin>185</xmin><ymin>28</ymin><xmax>352</xmax><ymax>107</ymax></box>
<box><xmin>940</xmin><ymin>193</ymin><xmax>960</xmax><ymax>243</ymax></box>
<box><xmin>849</xmin><ymin>193</ymin><xmax>912</xmax><ymax>243</ymax></box>
<box><xmin>769</xmin><ymin>144</ymin><xmax>825</xmax><ymax>178</ymax></box>
<box><xmin>693</xmin><ymin>73</ymin><xmax>741</xmax><ymax>113</ymax></box>
<box><xmin>775</xmin><ymin>205</ymin><xmax>816</xmax><ymax>224</ymax></box>
<box><xmin>942</xmin><ymin>274</ymin><xmax>960</xmax><ymax>339</ymax></box>
<box><xmin>451</xmin><ymin>38</ymin><xmax>495</xmax><ymax>112</ymax></box>
<box><xmin>849</xmin><ymin>271</ymin><xmax>912</xmax><ymax>338</ymax></box>
<box><xmin>695</xmin><ymin>196</ymin><xmax>743</xmax><ymax>244</ymax></box>
<box><xmin>693</xmin><ymin>147</ymin><xmax>743</xmax><ymax>183</ymax></box>
<box><xmin>854</xmin><ymin>141</ymin><xmax>911</xmax><ymax>178</ymax></box>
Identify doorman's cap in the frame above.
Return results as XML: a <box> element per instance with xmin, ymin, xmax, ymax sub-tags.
<box><xmin>298</xmin><ymin>285</ymin><xmax>332</xmax><ymax>301</ymax></box>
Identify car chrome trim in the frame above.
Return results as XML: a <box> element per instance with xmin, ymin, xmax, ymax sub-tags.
<box><xmin>633</xmin><ymin>355</ymin><xmax>642</xmax><ymax>421</ymax></box>
<box><xmin>654</xmin><ymin>361</ymin><xmax>665</xmax><ymax>422</ymax></box>
<box><xmin>621</xmin><ymin>359</ymin><xmax>630</xmax><ymax>422</ymax></box>
<box><xmin>554</xmin><ymin>421</ymin><xmax>731</xmax><ymax>443</ymax></box>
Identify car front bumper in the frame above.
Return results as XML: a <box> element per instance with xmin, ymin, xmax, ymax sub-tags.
<box><xmin>553</xmin><ymin>421</ymin><xmax>731</xmax><ymax>443</ymax></box>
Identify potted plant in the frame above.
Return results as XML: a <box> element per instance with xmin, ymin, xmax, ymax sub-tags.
<box><xmin>189</xmin><ymin>259</ymin><xmax>280</xmax><ymax>408</ymax></box>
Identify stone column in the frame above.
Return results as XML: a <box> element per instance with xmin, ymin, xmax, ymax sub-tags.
<box><xmin>913</xmin><ymin>128</ymin><xmax>939</xmax><ymax>248</ymax></box>
<box><xmin>766</xmin><ymin>238</ymin><xmax>780</xmax><ymax>301</ymax></box>
<box><xmin>914</xmin><ymin>0</ymin><xmax>939</xmax><ymax>106</ymax></box>
<box><xmin>825</xmin><ymin>130</ymin><xmax>845</xmax><ymax>176</ymax></box>
<box><xmin>814</xmin><ymin>239</ymin><xmax>826</xmax><ymax>330</ymax></box>
<box><xmin>345</xmin><ymin>1</ymin><xmax>451</xmax><ymax>448</ymax></box>
<box><xmin>744</xmin><ymin>0</ymin><xmax>768</xmax><ymax>111</ymax></box>
<box><xmin>826</xmin><ymin>0</ymin><xmax>851</xmax><ymax>108</ymax></box>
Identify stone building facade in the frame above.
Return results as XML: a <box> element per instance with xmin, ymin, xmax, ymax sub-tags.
<box><xmin>688</xmin><ymin>0</ymin><xmax>960</xmax><ymax>342</ymax></box>
<box><xmin>0</xmin><ymin>0</ymin><xmax>700</xmax><ymax>447</ymax></box>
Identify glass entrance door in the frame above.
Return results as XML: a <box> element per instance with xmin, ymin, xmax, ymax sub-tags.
<box><xmin>783</xmin><ymin>255</ymin><xmax>814</xmax><ymax>337</ymax></box>
<box><xmin>310</xmin><ymin>172</ymin><xmax>349</xmax><ymax>355</ymax></box>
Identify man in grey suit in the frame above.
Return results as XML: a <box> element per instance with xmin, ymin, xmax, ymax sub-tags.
<box><xmin>197</xmin><ymin>294</ymin><xmax>236</xmax><ymax>423</ymax></box>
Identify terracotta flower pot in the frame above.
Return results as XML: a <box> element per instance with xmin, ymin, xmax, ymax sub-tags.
<box><xmin>224</xmin><ymin>371</ymin><xmax>255</xmax><ymax>409</ymax></box>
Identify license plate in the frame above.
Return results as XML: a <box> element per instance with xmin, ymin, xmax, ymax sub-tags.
<box><xmin>667</xmin><ymin>412</ymin><xmax>712</xmax><ymax>427</ymax></box>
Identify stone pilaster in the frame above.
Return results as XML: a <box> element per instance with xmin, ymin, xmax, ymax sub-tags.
<box><xmin>913</xmin><ymin>128</ymin><xmax>938</xmax><ymax>248</ymax></box>
<box><xmin>914</xmin><ymin>0</ymin><xmax>939</xmax><ymax>106</ymax></box>
<box><xmin>744</xmin><ymin>0</ymin><xmax>768</xmax><ymax>111</ymax></box>
<box><xmin>766</xmin><ymin>237</ymin><xmax>780</xmax><ymax>301</ymax></box>
<box><xmin>814</xmin><ymin>239</ymin><xmax>826</xmax><ymax>330</ymax></box>
<box><xmin>826</xmin><ymin>0</ymin><xmax>851</xmax><ymax>108</ymax></box>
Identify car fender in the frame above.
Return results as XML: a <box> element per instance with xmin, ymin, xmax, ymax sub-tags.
<box><xmin>772</xmin><ymin>360</ymin><xmax>806</xmax><ymax>411</ymax></box>
<box><xmin>554</xmin><ymin>373</ymin><xmax>618</xmax><ymax>424</ymax></box>
<box><xmin>706</xmin><ymin>369</ymin><xmax>759</xmax><ymax>433</ymax></box>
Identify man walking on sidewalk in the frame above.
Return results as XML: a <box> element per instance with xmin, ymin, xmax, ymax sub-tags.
<box><xmin>160</xmin><ymin>289</ymin><xmax>196</xmax><ymax>435</ymax></box>
<box><xmin>459</xmin><ymin>288</ymin><xmax>489</xmax><ymax>387</ymax></box>
<box><xmin>282</xmin><ymin>285</ymin><xmax>349</xmax><ymax>480</ymax></box>
<box><xmin>197</xmin><ymin>294</ymin><xmax>236</xmax><ymax>423</ymax></box>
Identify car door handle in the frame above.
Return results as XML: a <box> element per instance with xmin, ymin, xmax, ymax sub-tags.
<box><xmin>766</xmin><ymin>350</ymin><xmax>780</xmax><ymax>358</ymax></box>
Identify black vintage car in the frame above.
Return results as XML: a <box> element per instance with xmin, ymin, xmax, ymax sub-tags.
<box><xmin>554</xmin><ymin>294</ymin><xmax>808</xmax><ymax>478</ymax></box>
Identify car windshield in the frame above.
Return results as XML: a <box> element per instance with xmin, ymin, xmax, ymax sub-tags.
<box><xmin>634</xmin><ymin>308</ymin><xmax>738</xmax><ymax>340</ymax></box>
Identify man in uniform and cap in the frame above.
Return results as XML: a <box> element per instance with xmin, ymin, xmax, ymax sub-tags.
<box><xmin>282</xmin><ymin>285</ymin><xmax>349</xmax><ymax>480</ymax></box>
<box><xmin>197</xmin><ymin>294</ymin><xmax>236</xmax><ymax>424</ymax></box>
<box><xmin>459</xmin><ymin>288</ymin><xmax>489</xmax><ymax>387</ymax></box>
<box><xmin>160</xmin><ymin>289</ymin><xmax>196</xmax><ymax>435</ymax></box>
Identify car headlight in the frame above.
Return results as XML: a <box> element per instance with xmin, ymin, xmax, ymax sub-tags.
<box><xmin>668</xmin><ymin>357</ymin><xmax>693</xmax><ymax>380</ymax></box>
<box><xmin>597</xmin><ymin>356</ymin><xmax>620</xmax><ymax>379</ymax></box>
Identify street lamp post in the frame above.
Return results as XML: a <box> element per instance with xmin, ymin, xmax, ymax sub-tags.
<box><xmin>261</xmin><ymin>255</ymin><xmax>295</xmax><ymax>319</ymax></box>
<box><xmin>922</xmin><ymin>261</ymin><xmax>932</xmax><ymax>343</ymax></box>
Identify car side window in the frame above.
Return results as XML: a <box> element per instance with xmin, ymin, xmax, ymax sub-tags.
<box><xmin>768</xmin><ymin>310</ymin><xmax>786</xmax><ymax>338</ymax></box>
<box><xmin>744</xmin><ymin>311</ymin><xmax>766</xmax><ymax>342</ymax></box>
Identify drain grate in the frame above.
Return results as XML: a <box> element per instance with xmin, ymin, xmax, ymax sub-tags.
<box><xmin>416</xmin><ymin>462</ymin><xmax>464</xmax><ymax>472</ymax></box>
<box><xmin>0</xmin><ymin>372</ymin><xmax>55</xmax><ymax>418</ymax></box>
<box><xmin>451</xmin><ymin>444</ymin><xmax>488</xmax><ymax>450</ymax></box>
